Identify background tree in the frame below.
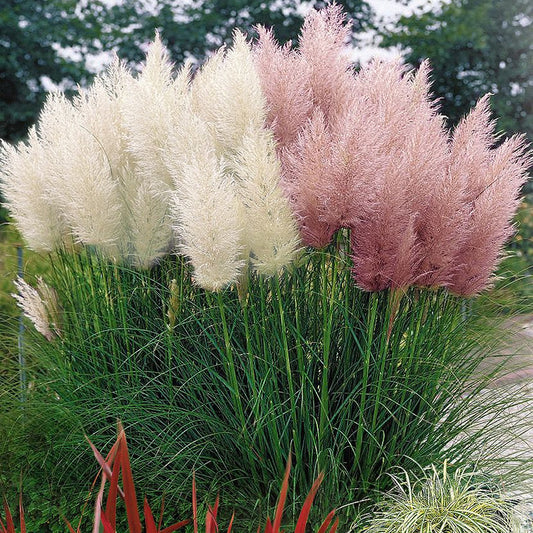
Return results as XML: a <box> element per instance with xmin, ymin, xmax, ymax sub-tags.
<box><xmin>0</xmin><ymin>0</ymin><xmax>106</xmax><ymax>143</ymax></box>
<box><xmin>102</xmin><ymin>0</ymin><xmax>373</xmax><ymax>67</ymax></box>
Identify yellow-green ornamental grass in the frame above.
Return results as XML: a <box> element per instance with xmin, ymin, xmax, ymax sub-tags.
<box><xmin>364</xmin><ymin>462</ymin><xmax>520</xmax><ymax>533</ymax></box>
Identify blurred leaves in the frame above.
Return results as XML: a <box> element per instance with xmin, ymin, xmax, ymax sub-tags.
<box><xmin>103</xmin><ymin>0</ymin><xmax>373</xmax><ymax>69</ymax></box>
<box><xmin>0</xmin><ymin>0</ymin><xmax>105</xmax><ymax>143</ymax></box>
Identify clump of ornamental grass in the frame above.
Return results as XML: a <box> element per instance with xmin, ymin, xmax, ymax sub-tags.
<box><xmin>362</xmin><ymin>461</ymin><xmax>521</xmax><ymax>533</ymax></box>
<box><xmin>8</xmin><ymin>245</ymin><xmax>532</xmax><ymax>528</ymax></box>
<box><xmin>1</xmin><ymin>4</ymin><xmax>532</xmax><ymax>529</ymax></box>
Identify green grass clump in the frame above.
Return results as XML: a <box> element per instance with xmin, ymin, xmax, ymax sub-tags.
<box><xmin>5</xmin><ymin>238</ymin><xmax>529</xmax><ymax>530</ymax></box>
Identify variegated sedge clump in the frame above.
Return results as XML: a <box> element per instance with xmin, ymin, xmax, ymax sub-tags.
<box><xmin>0</xmin><ymin>33</ymin><xmax>300</xmax><ymax>291</ymax></box>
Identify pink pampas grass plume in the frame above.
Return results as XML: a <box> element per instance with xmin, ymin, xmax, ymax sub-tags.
<box><xmin>254</xmin><ymin>4</ymin><xmax>354</xmax><ymax>151</ymax></box>
<box><xmin>255</xmin><ymin>5</ymin><xmax>359</xmax><ymax>247</ymax></box>
<box><xmin>298</xmin><ymin>4</ymin><xmax>355</xmax><ymax>124</ymax></box>
<box><xmin>254</xmin><ymin>26</ymin><xmax>312</xmax><ymax>149</ymax></box>
<box><xmin>448</xmin><ymin>97</ymin><xmax>532</xmax><ymax>295</ymax></box>
<box><xmin>344</xmin><ymin>60</ymin><xmax>448</xmax><ymax>290</ymax></box>
<box><xmin>281</xmin><ymin>109</ymin><xmax>338</xmax><ymax>248</ymax></box>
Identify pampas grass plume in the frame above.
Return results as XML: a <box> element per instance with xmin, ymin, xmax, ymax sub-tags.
<box><xmin>0</xmin><ymin>127</ymin><xmax>66</xmax><ymax>252</ymax></box>
<box><xmin>12</xmin><ymin>277</ymin><xmax>61</xmax><ymax>341</ymax></box>
<box><xmin>168</xmin><ymin>113</ymin><xmax>245</xmax><ymax>291</ymax></box>
<box><xmin>229</xmin><ymin>128</ymin><xmax>301</xmax><ymax>274</ymax></box>
<box><xmin>191</xmin><ymin>31</ymin><xmax>265</xmax><ymax>152</ymax></box>
<box><xmin>119</xmin><ymin>35</ymin><xmax>184</xmax><ymax>267</ymax></box>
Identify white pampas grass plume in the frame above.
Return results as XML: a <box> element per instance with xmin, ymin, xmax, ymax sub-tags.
<box><xmin>12</xmin><ymin>277</ymin><xmax>61</xmax><ymax>341</ymax></box>
<box><xmin>165</xmin><ymin>31</ymin><xmax>299</xmax><ymax>289</ymax></box>
<box><xmin>119</xmin><ymin>36</ymin><xmax>190</xmax><ymax>268</ymax></box>
<box><xmin>191</xmin><ymin>30</ymin><xmax>266</xmax><ymax>153</ymax></box>
<box><xmin>121</xmin><ymin>33</ymin><xmax>179</xmax><ymax>189</ymax></box>
<box><xmin>228</xmin><ymin>128</ymin><xmax>300</xmax><ymax>275</ymax></box>
<box><xmin>167</xmin><ymin>113</ymin><xmax>244</xmax><ymax>291</ymax></box>
<box><xmin>47</xmin><ymin>80</ymin><xmax>127</xmax><ymax>255</ymax></box>
<box><xmin>0</xmin><ymin>127</ymin><xmax>66</xmax><ymax>252</ymax></box>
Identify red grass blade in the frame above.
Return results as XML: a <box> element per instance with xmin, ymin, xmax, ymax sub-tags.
<box><xmin>207</xmin><ymin>493</ymin><xmax>220</xmax><ymax>533</ymax></box>
<box><xmin>86</xmin><ymin>437</ymin><xmax>116</xmax><ymax>481</ymax></box>
<box><xmin>192</xmin><ymin>472</ymin><xmax>198</xmax><ymax>533</ymax></box>
<box><xmin>100</xmin><ymin>508</ymin><xmax>115</xmax><ymax>533</ymax></box>
<box><xmin>62</xmin><ymin>517</ymin><xmax>77</xmax><ymax>533</ymax></box>
<box><xmin>273</xmin><ymin>456</ymin><xmax>291</xmax><ymax>533</ymax></box>
<box><xmin>264</xmin><ymin>516</ymin><xmax>273</xmax><ymax>533</ymax></box>
<box><xmin>212</xmin><ymin>494</ymin><xmax>219</xmax><ymax>520</ymax></box>
<box><xmin>160</xmin><ymin>519</ymin><xmax>191</xmax><ymax>533</ymax></box>
<box><xmin>316</xmin><ymin>509</ymin><xmax>335</xmax><ymax>533</ymax></box>
<box><xmin>93</xmin><ymin>473</ymin><xmax>107</xmax><ymax>533</ymax></box>
<box><xmin>105</xmin><ymin>436</ymin><xmax>123</xmax><ymax>531</ymax></box>
<box><xmin>328</xmin><ymin>517</ymin><xmax>340</xmax><ymax>533</ymax></box>
<box><xmin>0</xmin><ymin>516</ymin><xmax>7</xmax><ymax>533</ymax></box>
<box><xmin>86</xmin><ymin>436</ymin><xmax>125</xmax><ymax>500</ymax></box>
<box><xmin>294</xmin><ymin>472</ymin><xmax>324</xmax><ymax>533</ymax></box>
<box><xmin>2</xmin><ymin>498</ymin><xmax>15</xmax><ymax>533</ymax></box>
<box><xmin>226</xmin><ymin>512</ymin><xmax>235</xmax><ymax>533</ymax></box>
<box><xmin>205</xmin><ymin>501</ymin><xmax>219</xmax><ymax>533</ymax></box>
<box><xmin>18</xmin><ymin>494</ymin><xmax>25</xmax><ymax>533</ymax></box>
<box><xmin>116</xmin><ymin>431</ymin><xmax>142</xmax><ymax>533</ymax></box>
<box><xmin>144</xmin><ymin>497</ymin><xmax>157</xmax><ymax>533</ymax></box>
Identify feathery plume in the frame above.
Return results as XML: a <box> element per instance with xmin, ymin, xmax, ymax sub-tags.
<box><xmin>0</xmin><ymin>127</ymin><xmax>66</xmax><ymax>252</ymax></box>
<box><xmin>254</xmin><ymin>5</ymin><xmax>354</xmax><ymax>151</ymax></box>
<box><xmin>191</xmin><ymin>31</ymin><xmax>266</xmax><ymax>153</ymax></box>
<box><xmin>350</xmin><ymin>174</ymin><xmax>422</xmax><ymax>291</ymax></box>
<box><xmin>449</xmin><ymin>118</ymin><xmax>532</xmax><ymax>295</ymax></box>
<box><xmin>121</xmin><ymin>33</ymin><xmax>177</xmax><ymax>188</ymax></box>
<box><xmin>171</xmin><ymin>31</ymin><xmax>299</xmax><ymax>286</ymax></box>
<box><xmin>119</xmin><ymin>35</ymin><xmax>188</xmax><ymax>268</ymax></box>
<box><xmin>51</xmin><ymin>72</ymin><xmax>128</xmax><ymax>256</ymax></box>
<box><xmin>298</xmin><ymin>4</ymin><xmax>354</xmax><ymax>123</ymax></box>
<box><xmin>254</xmin><ymin>26</ymin><xmax>312</xmax><ymax>149</ymax></box>
<box><xmin>12</xmin><ymin>277</ymin><xmax>61</xmax><ymax>341</ymax></box>
<box><xmin>281</xmin><ymin>109</ymin><xmax>338</xmax><ymax>248</ymax></box>
<box><xmin>166</xmin><ymin>111</ymin><xmax>244</xmax><ymax>291</ymax></box>
<box><xmin>228</xmin><ymin>127</ymin><xmax>301</xmax><ymax>274</ymax></box>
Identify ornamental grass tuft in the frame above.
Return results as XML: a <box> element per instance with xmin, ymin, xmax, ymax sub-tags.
<box><xmin>363</xmin><ymin>461</ymin><xmax>521</xmax><ymax>533</ymax></box>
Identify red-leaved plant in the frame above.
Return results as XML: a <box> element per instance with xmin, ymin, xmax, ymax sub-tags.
<box><xmin>2</xmin><ymin>424</ymin><xmax>337</xmax><ymax>533</ymax></box>
<box><xmin>0</xmin><ymin>495</ymin><xmax>25</xmax><ymax>533</ymax></box>
<box><xmin>69</xmin><ymin>422</ymin><xmax>190</xmax><ymax>533</ymax></box>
